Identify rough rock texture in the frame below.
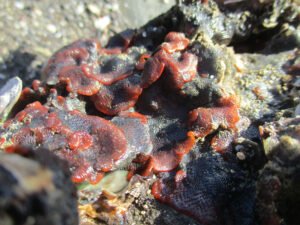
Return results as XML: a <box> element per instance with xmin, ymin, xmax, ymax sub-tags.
<box><xmin>257</xmin><ymin>117</ymin><xmax>300</xmax><ymax>225</ymax></box>
<box><xmin>0</xmin><ymin>147</ymin><xmax>78</xmax><ymax>225</ymax></box>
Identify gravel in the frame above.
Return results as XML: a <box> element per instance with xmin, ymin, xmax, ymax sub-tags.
<box><xmin>0</xmin><ymin>0</ymin><xmax>175</xmax><ymax>86</ymax></box>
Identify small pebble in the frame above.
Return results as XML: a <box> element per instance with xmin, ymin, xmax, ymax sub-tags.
<box><xmin>94</xmin><ymin>16</ymin><xmax>111</xmax><ymax>30</ymax></box>
<box><xmin>15</xmin><ymin>1</ymin><xmax>25</xmax><ymax>10</ymax></box>
<box><xmin>46</xmin><ymin>24</ymin><xmax>57</xmax><ymax>33</ymax></box>
<box><xmin>142</xmin><ymin>31</ymin><xmax>147</xmax><ymax>37</ymax></box>
<box><xmin>110</xmin><ymin>3</ymin><xmax>119</xmax><ymax>12</ymax></box>
<box><xmin>75</xmin><ymin>4</ymin><xmax>85</xmax><ymax>15</ymax></box>
<box><xmin>236</xmin><ymin>152</ymin><xmax>246</xmax><ymax>160</ymax></box>
<box><xmin>87</xmin><ymin>4</ymin><xmax>101</xmax><ymax>16</ymax></box>
<box><xmin>78</xmin><ymin>22</ymin><xmax>84</xmax><ymax>28</ymax></box>
<box><xmin>33</xmin><ymin>8</ymin><xmax>43</xmax><ymax>17</ymax></box>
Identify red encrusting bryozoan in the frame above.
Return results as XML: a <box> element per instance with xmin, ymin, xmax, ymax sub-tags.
<box><xmin>175</xmin><ymin>170</ymin><xmax>187</xmax><ymax>183</ymax></box>
<box><xmin>0</xmin><ymin>137</ymin><xmax>5</xmax><ymax>147</ymax></box>
<box><xmin>67</xmin><ymin>131</ymin><xmax>93</xmax><ymax>151</ymax></box>
<box><xmin>136</xmin><ymin>53</ymin><xmax>151</xmax><ymax>71</ymax></box>
<box><xmin>81</xmin><ymin>63</ymin><xmax>134</xmax><ymax>86</ymax></box>
<box><xmin>59</xmin><ymin>66</ymin><xmax>101</xmax><ymax>96</ymax></box>
<box><xmin>5</xmin><ymin>101</ymin><xmax>129</xmax><ymax>183</ymax></box>
<box><xmin>2</xmin><ymin>31</ymin><xmax>241</xmax><ymax>193</ymax></box>
<box><xmin>141</xmin><ymin>32</ymin><xmax>198</xmax><ymax>89</ymax></box>
<box><xmin>151</xmin><ymin>179</ymin><xmax>166</xmax><ymax>202</ymax></box>
<box><xmin>188</xmin><ymin>96</ymin><xmax>240</xmax><ymax>139</ymax></box>
<box><xmin>118</xmin><ymin>111</ymin><xmax>148</xmax><ymax>124</ymax></box>
<box><xmin>141</xmin><ymin>131</ymin><xmax>196</xmax><ymax>175</ymax></box>
<box><xmin>43</xmin><ymin>39</ymin><xmax>100</xmax><ymax>82</ymax></box>
<box><xmin>15</xmin><ymin>101</ymin><xmax>48</xmax><ymax>122</ymax></box>
<box><xmin>161</xmin><ymin>32</ymin><xmax>190</xmax><ymax>53</ymax></box>
<box><xmin>150</xmin><ymin>149</ymin><xmax>252</xmax><ymax>225</ymax></box>
<box><xmin>140</xmin><ymin>57</ymin><xmax>165</xmax><ymax>88</ymax></box>
<box><xmin>153</xmin><ymin>132</ymin><xmax>195</xmax><ymax>172</ymax></box>
<box><xmin>158</xmin><ymin>50</ymin><xmax>198</xmax><ymax>89</ymax></box>
<box><xmin>91</xmin><ymin>78</ymin><xmax>143</xmax><ymax>115</ymax></box>
<box><xmin>41</xmin><ymin>32</ymin><xmax>198</xmax><ymax>116</ymax></box>
<box><xmin>0</xmin><ymin>11</ymin><xmax>265</xmax><ymax>223</ymax></box>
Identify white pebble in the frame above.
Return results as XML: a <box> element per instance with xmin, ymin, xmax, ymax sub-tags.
<box><xmin>110</xmin><ymin>3</ymin><xmax>119</xmax><ymax>12</ymax></box>
<box><xmin>75</xmin><ymin>3</ymin><xmax>85</xmax><ymax>15</ymax></box>
<box><xmin>15</xmin><ymin>1</ymin><xmax>25</xmax><ymax>10</ymax></box>
<box><xmin>46</xmin><ymin>24</ymin><xmax>57</xmax><ymax>33</ymax></box>
<box><xmin>87</xmin><ymin>4</ymin><xmax>101</xmax><ymax>16</ymax></box>
<box><xmin>236</xmin><ymin>152</ymin><xmax>246</xmax><ymax>160</ymax></box>
<box><xmin>94</xmin><ymin>16</ymin><xmax>111</xmax><ymax>30</ymax></box>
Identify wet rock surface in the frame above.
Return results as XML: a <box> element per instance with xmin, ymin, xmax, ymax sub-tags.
<box><xmin>257</xmin><ymin>117</ymin><xmax>300</xmax><ymax>225</ymax></box>
<box><xmin>0</xmin><ymin>0</ymin><xmax>299</xmax><ymax>225</ymax></box>
<box><xmin>0</xmin><ymin>147</ymin><xmax>78</xmax><ymax>225</ymax></box>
